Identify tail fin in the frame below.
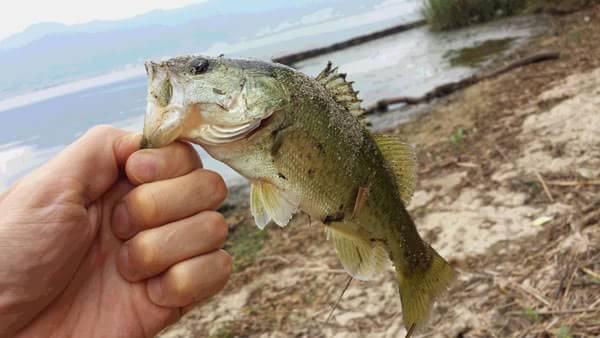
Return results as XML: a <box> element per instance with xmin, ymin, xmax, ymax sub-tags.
<box><xmin>395</xmin><ymin>246</ymin><xmax>454</xmax><ymax>332</ymax></box>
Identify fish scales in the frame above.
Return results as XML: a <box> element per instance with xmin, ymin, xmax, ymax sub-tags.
<box><xmin>141</xmin><ymin>55</ymin><xmax>454</xmax><ymax>331</ymax></box>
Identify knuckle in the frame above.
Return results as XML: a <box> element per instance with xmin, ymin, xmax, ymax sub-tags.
<box><xmin>200</xmin><ymin>170</ymin><xmax>227</xmax><ymax>206</ymax></box>
<box><xmin>171</xmin><ymin>142</ymin><xmax>202</xmax><ymax>175</ymax></box>
<box><xmin>177</xmin><ymin>141</ymin><xmax>198</xmax><ymax>160</ymax></box>
<box><xmin>86</xmin><ymin>124</ymin><xmax>115</xmax><ymax>138</ymax></box>
<box><xmin>169</xmin><ymin>264</ymin><xmax>193</xmax><ymax>296</ymax></box>
<box><xmin>129</xmin><ymin>187</ymin><xmax>160</xmax><ymax>225</ymax></box>
<box><xmin>203</xmin><ymin>211</ymin><xmax>228</xmax><ymax>241</ymax></box>
<box><xmin>129</xmin><ymin>232</ymin><xmax>157</xmax><ymax>269</ymax></box>
<box><xmin>217</xmin><ymin>250</ymin><xmax>233</xmax><ymax>277</ymax></box>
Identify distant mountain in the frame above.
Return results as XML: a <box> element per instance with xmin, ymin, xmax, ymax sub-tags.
<box><xmin>0</xmin><ymin>1</ymin><xmax>312</xmax><ymax>50</ymax></box>
<box><xmin>0</xmin><ymin>0</ymin><xmax>421</xmax><ymax>100</ymax></box>
<box><xmin>0</xmin><ymin>22</ymin><xmax>68</xmax><ymax>50</ymax></box>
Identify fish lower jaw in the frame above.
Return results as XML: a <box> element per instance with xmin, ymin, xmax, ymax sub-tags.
<box><xmin>187</xmin><ymin>121</ymin><xmax>262</xmax><ymax>146</ymax></box>
<box><xmin>142</xmin><ymin>102</ymin><xmax>187</xmax><ymax>148</ymax></box>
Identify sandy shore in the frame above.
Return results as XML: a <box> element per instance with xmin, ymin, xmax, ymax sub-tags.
<box><xmin>159</xmin><ymin>6</ymin><xmax>600</xmax><ymax>338</ymax></box>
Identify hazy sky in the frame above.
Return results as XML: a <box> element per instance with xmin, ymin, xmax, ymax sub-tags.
<box><xmin>0</xmin><ymin>0</ymin><xmax>207</xmax><ymax>41</ymax></box>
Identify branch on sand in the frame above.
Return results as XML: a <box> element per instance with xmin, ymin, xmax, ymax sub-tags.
<box><xmin>364</xmin><ymin>51</ymin><xmax>561</xmax><ymax>115</ymax></box>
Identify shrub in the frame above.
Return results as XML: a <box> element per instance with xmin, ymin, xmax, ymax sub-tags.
<box><xmin>422</xmin><ymin>0</ymin><xmax>528</xmax><ymax>31</ymax></box>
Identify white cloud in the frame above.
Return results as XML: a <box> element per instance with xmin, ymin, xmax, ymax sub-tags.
<box><xmin>0</xmin><ymin>141</ymin><xmax>62</xmax><ymax>191</ymax></box>
<box><xmin>0</xmin><ymin>0</ymin><xmax>206</xmax><ymax>41</ymax></box>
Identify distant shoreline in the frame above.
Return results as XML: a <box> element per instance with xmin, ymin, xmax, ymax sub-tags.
<box><xmin>0</xmin><ymin>67</ymin><xmax>145</xmax><ymax>113</ymax></box>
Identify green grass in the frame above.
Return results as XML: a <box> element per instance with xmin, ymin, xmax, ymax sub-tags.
<box><xmin>444</xmin><ymin>38</ymin><xmax>515</xmax><ymax>67</ymax></box>
<box><xmin>209</xmin><ymin>322</ymin><xmax>235</xmax><ymax>338</ymax></box>
<box><xmin>223</xmin><ymin>223</ymin><xmax>268</xmax><ymax>272</ymax></box>
<box><xmin>450</xmin><ymin>127</ymin><xmax>465</xmax><ymax>147</ymax></box>
<box><xmin>422</xmin><ymin>0</ymin><xmax>528</xmax><ymax>31</ymax></box>
<box><xmin>424</xmin><ymin>0</ymin><xmax>600</xmax><ymax>31</ymax></box>
<box><xmin>556</xmin><ymin>325</ymin><xmax>573</xmax><ymax>338</ymax></box>
<box><xmin>524</xmin><ymin>307</ymin><xmax>540</xmax><ymax>322</ymax></box>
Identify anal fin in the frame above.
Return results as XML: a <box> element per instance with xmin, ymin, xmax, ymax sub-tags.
<box><xmin>325</xmin><ymin>226</ymin><xmax>387</xmax><ymax>281</ymax></box>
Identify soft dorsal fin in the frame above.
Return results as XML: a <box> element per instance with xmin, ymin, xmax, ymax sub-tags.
<box><xmin>250</xmin><ymin>181</ymin><xmax>299</xmax><ymax>229</ymax></box>
<box><xmin>373</xmin><ymin>134</ymin><xmax>417</xmax><ymax>204</ymax></box>
<box><xmin>325</xmin><ymin>226</ymin><xmax>387</xmax><ymax>281</ymax></box>
<box><xmin>316</xmin><ymin>61</ymin><xmax>364</xmax><ymax>117</ymax></box>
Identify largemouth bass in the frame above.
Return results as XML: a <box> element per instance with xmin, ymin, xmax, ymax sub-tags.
<box><xmin>141</xmin><ymin>56</ymin><xmax>454</xmax><ymax>331</ymax></box>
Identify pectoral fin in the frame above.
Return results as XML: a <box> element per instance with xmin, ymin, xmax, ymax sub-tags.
<box><xmin>325</xmin><ymin>227</ymin><xmax>387</xmax><ymax>281</ymax></box>
<box><xmin>250</xmin><ymin>183</ymin><xmax>270</xmax><ymax>229</ymax></box>
<box><xmin>250</xmin><ymin>181</ymin><xmax>299</xmax><ymax>228</ymax></box>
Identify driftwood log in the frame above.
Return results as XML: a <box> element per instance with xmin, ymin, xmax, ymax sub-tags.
<box><xmin>364</xmin><ymin>51</ymin><xmax>560</xmax><ymax>115</ymax></box>
<box><xmin>272</xmin><ymin>20</ymin><xmax>426</xmax><ymax>66</ymax></box>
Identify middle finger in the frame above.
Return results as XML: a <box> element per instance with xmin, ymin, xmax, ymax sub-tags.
<box><xmin>112</xmin><ymin>169</ymin><xmax>227</xmax><ymax>239</ymax></box>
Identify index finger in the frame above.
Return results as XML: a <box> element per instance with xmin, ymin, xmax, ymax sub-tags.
<box><xmin>125</xmin><ymin>141</ymin><xmax>202</xmax><ymax>185</ymax></box>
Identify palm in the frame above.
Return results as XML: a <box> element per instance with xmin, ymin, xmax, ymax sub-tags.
<box><xmin>1</xmin><ymin>127</ymin><xmax>230</xmax><ymax>338</ymax></box>
<box><xmin>15</xmin><ymin>180</ymin><xmax>176</xmax><ymax>338</ymax></box>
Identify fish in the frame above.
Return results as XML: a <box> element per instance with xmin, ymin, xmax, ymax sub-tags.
<box><xmin>141</xmin><ymin>55</ymin><xmax>454</xmax><ymax>331</ymax></box>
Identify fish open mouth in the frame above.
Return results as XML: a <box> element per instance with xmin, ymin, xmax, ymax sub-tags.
<box><xmin>142</xmin><ymin>101</ymin><xmax>271</xmax><ymax>148</ymax></box>
<box><xmin>191</xmin><ymin>102</ymin><xmax>278</xmax><ymax>145</ymax></box>
<box><xmin>195</xmin><ymin>120</ymin><xmax>262</xmax><ymax>145</ymax></box>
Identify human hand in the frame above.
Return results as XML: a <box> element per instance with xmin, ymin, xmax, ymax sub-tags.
<box><xmin>0</xmin><ymin>125</ymin><xmax>231</xmax><ymax>337</ymax></box>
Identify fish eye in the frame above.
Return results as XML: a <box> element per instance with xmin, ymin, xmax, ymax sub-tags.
<box><xmin>190</xmin><ymin>58</ymin><xmax>209</xmax><ymax>75</ymax></box>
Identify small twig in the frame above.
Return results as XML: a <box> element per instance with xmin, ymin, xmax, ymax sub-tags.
<box><xmin>508</xmin><ymin>308</ymin><xmax>600</xmax><ymax>316</ymax></box>
<box><xmin>559</xmin><ymin>260</ymin><xmax>577</xmax><ymax>305</ymax></box>
<box><xmin>405</xmin><ymin>323</ymin><xmax>416</xmax><ymax>338</ymax></box>
<box><xmin>325</xmin><ymin>276</ymin><xmax>353</xmax><ymax>325</ymax></box>
<box><xmin>495</xmin><ymin>145</ymin><xmax>509</xmax><ymax>161</ymax></box>
<box><xmin>456</xmin><ymin>162</ymin><xmax>481</xmax><ymax>168</ymax></box>
<box><xmin>535</xmin><ymin>171</ymin><xmax>554</xmax><ymax>202</ymax></box>
<box><xmin>581</xmin><ymin>267</ymin><xmax>600</xmax><ymax>281</ymax></box>
<box><xmin>296</xmin><ymin>268</ymin><xmax>347</xmax><ymax>274</ymax></box>
<box><xmin>256</xmin><ymin>255</ymin><xmax>292</xmax><ymax>265</ymax></box>
<box><xmin>515</xmin><ymin>283</ymin><xmax>552</xmax><ymax>307</ymax></box>
<box><xmin>574</xmin><ymin>208</ymin><xmax>600</xmax><ymax>231</ymax></box>
<box><xmin>546</xmin><ymin>180</ymin><xmax>600</xmax><ymax>186</ymax></box>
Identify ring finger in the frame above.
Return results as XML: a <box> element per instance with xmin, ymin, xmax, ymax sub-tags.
<box><xmin>117</xmin><ymin>211</ymin><xmax>228</xmax><ymax>281</ymax></box>
<box><xmin>146</xmin><ymin>250</ymin><xmax>232</xmax><ymax>308</ymax></box>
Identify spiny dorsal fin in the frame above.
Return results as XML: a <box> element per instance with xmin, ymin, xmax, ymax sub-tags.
<box><xmin>325</xmin><ymin>226</ymin><xmax>387</xmax><ymax>281</ymax></box>
<box><xmin>373</xmin><ymin>134</ymin><xmax>417</xmax><ymax>204</ymax></box>
<box><xmin>250</xmin><ymin>181</ymin><xmax>299</xmax><ymax>229</ymax></box>
<box><xmin>316</xmin><ymin>61</ymin><xmax>364</xmax><ymax>117</ymax></box>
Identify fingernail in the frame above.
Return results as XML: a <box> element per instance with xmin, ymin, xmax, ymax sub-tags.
<box><xmin>112</xmin><ymin>202</ymin><xmax>131</xmax><ymax>238</ymax></box>
<box><xmin>125</xmin><ymin>133</ymin><xmax>142</xmax><ymax>148</ymax></box>
<box><xmin>115</xmin><ymin>133</ymin><xmax>142</xmax><ymax>159</ymax></box>
<box><xmin>147</xmin><ymin>277</ymin><xmax>164</xmax><ymax>305</ymax></box>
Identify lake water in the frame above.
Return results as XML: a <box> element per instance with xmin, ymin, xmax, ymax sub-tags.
<box><xmin>0</xmin><ymin>13</ymin><xmax>543</xmax><ymax>190</ymax></box>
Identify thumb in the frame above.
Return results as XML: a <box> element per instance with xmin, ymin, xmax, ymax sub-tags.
<box><xmin>26</xmin><ymin>125</ymin><xmax>141</xmax><ymax>205</ymax></box>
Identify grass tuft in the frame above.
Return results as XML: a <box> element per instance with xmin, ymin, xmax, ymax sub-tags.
<box><xmin>423</xmin><ymin>0</ymin><xmax>600</xmax><ymax>31</ymax></box>
<box><xmin>422</xmin><ymin>0</ymin><xmax>527</xmax><ymax>31</ymax></box>
<box><xmin>224</xmin><ymin>223</ymin><xmax>267</xmax><ymax>272</ymax></box>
